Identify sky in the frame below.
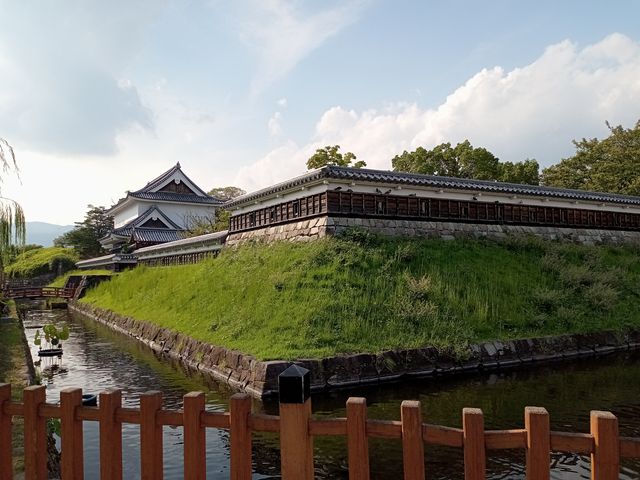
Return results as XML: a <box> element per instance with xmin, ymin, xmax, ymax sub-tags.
<box><xmin>1</xmin><ymin>0</ymin><xmax>640</xmax><ymax>225</ymax></box>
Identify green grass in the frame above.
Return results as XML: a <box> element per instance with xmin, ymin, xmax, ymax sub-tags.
<box><xmin>5</xmin><ymin>247</ymin><xmax>78</xmax><ymax>278</ymax></box>
<box><xmin>81</xmin><ymin>231</ymin><xmax>640</xmax><ymax>360</ymax></box>
<box><xmin>48</xmin><ymin>269</ymin><xmax>114</xmax><ymax>287</ymax></box>
<box><xmin>0</xmin><ymin>302</ymin><xmax>29</xmax><ymax>472</ymax></box>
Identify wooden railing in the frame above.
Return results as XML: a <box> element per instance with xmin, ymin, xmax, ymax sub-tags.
<box><xmin>2</xmin><ymin>287</ymin><xmax>75</xmax><ymax>299</ymax></box>
<box><xmin>2</xmin><ymin>381</ymin><xmax>640</xmax><ymax>480</ymax></box>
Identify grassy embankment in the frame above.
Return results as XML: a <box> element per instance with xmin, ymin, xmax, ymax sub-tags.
<box><xmin>48</xmin><ymin>269</ymin><xmax>113</xmax><ymax>287</ymax></box>
<box><xmin>6</xmin><ymin>246</ymin><xmax>77</xmax><ymax>278</ymax></box>
<box><xmin>0</xmin><ymin>302</ymin><xmax>30</xmax><ymax>472</ymax></box>
<box><xmin>80</xmin><ymin>231</ymin><xmax>640</xmax><ymax>360</ymax></box>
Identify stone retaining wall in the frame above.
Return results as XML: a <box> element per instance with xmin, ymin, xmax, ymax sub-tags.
<box><xmin>69</xmin><ymin>302</ymin><xmax>640</xmax><ymax>399</ymax></box>
<box><xmin>226</xmin><ymin>216</ymin><xmax>328</xmax><ymax>246</ymax></box>
<box><xmin>68</xmin><ymin>302</ymin><xmax>289</xmax><ymax>398</ymax></box>
<box><xmin>327</xmin><ymin>217</ymin><xmax>640</xmax><ymax>244</ymax></box>
<box><xmin>227</xmin><ymin>215</ymin><xmax>640</xmax><ymax>246</ymax></box>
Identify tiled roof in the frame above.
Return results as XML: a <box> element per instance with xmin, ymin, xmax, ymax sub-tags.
<box><xmin>130</xmin><ymin>228</ymin><xmax>185</xmax><ymax>243</ymax></box>
<box><xmin>131</xmin><ymin>162</ymin><xmax>213</xmax><ymax>198</ymax></box>
<box><xmin>134</xmin><ymin>230</ymin><xmax>228</xmax><ymax>254</ymax></box>
<box><xmin>129</xmin><ymin>191</ymin><xmax>223</xmax><ymax>205</ymax></box>
<box><xmin>124</xmin><ymin>205</ymin><xmax>182</xmax><ymax>230</ymax></box>
<box><xmin>225</xmin><ymin>165</ymin><xmax>640</xmax><ymax>208</ymax></box>
<box><xmin>76</xmin><ymin>253</ymin><xmax>137</xmax><ymax>268</ymax></box>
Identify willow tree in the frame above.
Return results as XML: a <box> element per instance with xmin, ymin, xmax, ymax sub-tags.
<box><xmin>0</xmin><ymin>138</ymin><xmax>26</xmax><ymax>283</ymax></box>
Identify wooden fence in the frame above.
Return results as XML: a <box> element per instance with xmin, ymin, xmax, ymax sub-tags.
<box><xmin>2</xmin><ymin>382</ymin><xmax>640</xmax><ymax>480</ymax></box>
<box><xmin>2</xmin><ymin>286</ymin><xmax>76</xmax><ymax>300</ymax></box>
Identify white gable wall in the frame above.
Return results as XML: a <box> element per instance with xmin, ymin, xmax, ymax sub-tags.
<box><xmin>113</xmin><ymin>203</ymin><xmax>140</xmax><ymax>228</ymax></box>
<box><xmin>152</xmin><ymin>170</ymin><xmax>205</xmax><ymax>195</ymax></box>
<box><xmin>147</xmin><ymin>202</ymin><xmax>217</xmax><ymax>229</ymax></box>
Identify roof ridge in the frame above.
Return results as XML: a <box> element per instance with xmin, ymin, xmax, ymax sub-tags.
<box><xmin>131</xmin><ymin>163</ymin><xmax>182</xmax><ymax>194</ymax></box>
<box><xmin>224</xmin><ymin>166</ymin><xmax>640</xmax><ymax>208</ymax></box>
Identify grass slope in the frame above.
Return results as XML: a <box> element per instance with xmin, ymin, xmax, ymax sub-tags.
<box><xmin>81</xmin><ymin>232</ymin><xmax>640</xmax><ymax>360</ymax></box>
<box><xmin>49</xmin><ymin>269</ymin><xmax>113</xmax><ymax>287</ymax></box>
<box><xmin>6</xmin><ymin>247</ymin><xmax>78</xmax><ymax>278</ymax></box>
<box><xmin>0</xmin><ymin>303</ymin><xmax>29</xmax><ymax>472</ymax></box>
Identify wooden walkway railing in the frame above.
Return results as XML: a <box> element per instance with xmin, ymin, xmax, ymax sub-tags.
<box><xmin>2</xmin><ymin>365</ymin><xmax>640</xmax><ymax>479</ymax></box>
<box><xmin>2</xmin><ymin>286</ymin><xmax>76</xmax><ymax>299</ymax></box>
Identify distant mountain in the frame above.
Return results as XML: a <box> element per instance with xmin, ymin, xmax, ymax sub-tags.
<box><xmin>26</xmin><ymin>222</ymin><xmax>74</xmax><ymax>247</ymax></box>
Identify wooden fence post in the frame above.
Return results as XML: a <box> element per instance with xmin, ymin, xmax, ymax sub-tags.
<box><xmin>140</xmin><ymin>391</ymin><xmax>163</xmax><ymax>480</ymax></box>
<box><xmin>0</xmin><ymin>384</ymin><xmax>13</xmax><ymax>480</ymax></box>
<box><xmin>463</xmin><ymin>408</ymin><xmax>485</xmax><ymax>480</ymax></box>
<box><xmin>183</xmin><ymin>392</ymin><xmax>206</xmax><ymax>480</ymax></box>
<box><xmin>230</xmin><ymin>393</ymin><xmax>252</xmax><ymax>480</ymax></box>
<box><xmin>99</xmin><ymin>389</ymin><xmax>122</xmax><ymax>480</ymax></box>
<box><xmin>60</xmin><ymin>388</ymin><xmax>84</xmax><ymax>480</ymax></box>
<box><xmin>401</xmin><ymin>400</ymin><xmax>425</xmax><ymax>480</ymax></box>
<box><xmin>590</xmin><ymin>411</ymin><xmax>619</xmax><ymax>480</ymax></box>
<box><xmin>347</xmin><ymin>397</ymin><xmax>370</xmax><ymax>480</ymax></box>
<box><xmin>23</xmin><ymin>385</ymin><xmax>47</xmax><ymax>480</ymax></box>
<box><xmin>278</xmin><ymin>365</ymin><xmax>313</xmax><ymax>480</ymax></box>
<box><xmin>525</xmin><ymin>407</ymin><xmax>550</xmax><ymax>480</ymax></box>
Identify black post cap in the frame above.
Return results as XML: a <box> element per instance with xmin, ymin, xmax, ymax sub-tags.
<box><xmin>278</xmin><ymin>364</ymin><xmax>310</xmax><ymax>404</ymax></box>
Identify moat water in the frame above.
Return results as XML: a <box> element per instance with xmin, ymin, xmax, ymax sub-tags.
<box><xmin>19</xmin><ymin>303</ymin><xmax>640</xmax><ymax>479</ymax></box>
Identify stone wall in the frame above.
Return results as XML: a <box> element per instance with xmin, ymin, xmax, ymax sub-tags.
<box><xmin>227</xmin><ymin>215</ymin><xmax>640</xmax><ymax>246</ymax></box>
<box><xmin>68</xmin><ymin>302</ymin><xmax>291</xmax><ymax>398</ymax></box>
<box><xmin>226</xmin><ymin>216</ymin><xmax>328</xmax><ymax>246</ymax></box>
<box><xmin>326</xmin><ymin>217</ymin><xmax>640</xmax><ymax>245</ymax></box>
<box><xmin>69</xmin><ymin>302</ymin><xmax>640</xmax><ymax>399</ymax></box>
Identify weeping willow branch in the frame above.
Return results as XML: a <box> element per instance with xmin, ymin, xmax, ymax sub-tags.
<box><xmin>0</xmin><ymin>198</ymin><xmax>25</xmax><ymax>260</ymax></box>
<box><xmin>0</xmin><ymin>139</ymin><xmax>25</xmax><ymax>280</ymax></box>
<box><xmin>0</xmin><ymin>137</ymin><xmax>18</xmax><ymax>175</ymax></box>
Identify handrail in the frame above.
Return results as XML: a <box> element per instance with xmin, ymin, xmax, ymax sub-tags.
<box><xmin>1</xmin><ymin>286</ymin><xmax>76</xmax><ymax>299</ymax></box>
<box><xmin>0</xmin><ymin>383</ymin><xmax>632</xmax><ymax>480</ymax></box>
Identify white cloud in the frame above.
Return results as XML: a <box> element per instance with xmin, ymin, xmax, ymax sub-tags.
<box><xmin>277</xmin><ymin>97</ymin><xmax>288</xmax><ymax>108</ymax></box>
<box><xmin>0</xmin><ymin>1</ymin><xmax>165</xmax><ymax>155</ymax></box>
<box><xmin>268</xmin><ymin>112</ymin><xmax>284</xmax><ymax>137</ymax></box>
<box><xmin>235</xmin><ymin>33</ymin><xmax>640</xmax><ymax>192</ymax></box>
<box><xmin>239</xmin><ymin>0</ymin><xmax>369</xmax><ymax>94</ymax></box>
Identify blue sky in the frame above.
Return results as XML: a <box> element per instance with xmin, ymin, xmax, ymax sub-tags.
<box><xmin>1</xmin><ymin>0</ymin><xmax>639</xmax><ymax>224</ymax></box>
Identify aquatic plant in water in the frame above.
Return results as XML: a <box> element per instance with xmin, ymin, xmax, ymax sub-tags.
<box><xmin>34</xmin><ymin>323</ymin><xmax>69</xmax><ymax>350</ymax></box>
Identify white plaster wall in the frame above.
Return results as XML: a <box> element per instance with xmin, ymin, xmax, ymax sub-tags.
<box><xmin>113</xmin><ymin>203</ymin><xmax>140</xmax><ymax>228</ymax></box>
<box><xmin>152</xmin><ymin>202</ymin><xmax>217</xmax><ymax>228</ymax></box>
<box><xmin>230</xmin><ymin>180</ymin><xmax>640</xmax><ymax>217</ymax></box>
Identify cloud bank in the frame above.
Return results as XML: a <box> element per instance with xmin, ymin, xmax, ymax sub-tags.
<box><xmin>0</xmin><ymin>1</ymin><xmax>163</xmax><ymax>155</ymax></box>
<box><xmin>235</xmin><ymin>33</ymin><xmax>640</xmax><ymax>192</ymax></box>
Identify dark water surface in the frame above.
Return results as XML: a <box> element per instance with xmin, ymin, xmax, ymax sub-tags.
<box><xmin>20</xmin><ymin>303</ymin><xmax>640</xmax><ymax>479</ymax></box>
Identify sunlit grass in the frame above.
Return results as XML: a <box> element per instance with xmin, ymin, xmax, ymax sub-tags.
<box><xmin>6</xmin><ymin>246</ymin><xmax>77</xmax><ymax>278</ymax></box>
<box><xmin>81</xmin><ymin>232</ymin><xmax>640</xmax><ymax>360</ymax></box>
<box><xmin>48</xmin><ymin>269</ymin><xmax>114</xmax><ymax>287</ymax></box>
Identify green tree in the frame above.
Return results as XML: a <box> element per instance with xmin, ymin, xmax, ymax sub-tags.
<box><xmin>186</xmin><ymin>186</ymin><xmax>246</xmax><ymax>236</ymax></box>
<box><xmin>541</xmin><ymin>121</ymin><xmax>640</xmax><ymax>195</ymax></box>
<box><xmin>54</xmin><ymin>205</ymin><xmax>113</xmax><ymax>259</ymax></box>
<box><xmin>392</xmin><ymin>140</ymin><xmax>540</xmax><ymax>185</ymax></box>
<box><xmin>500</xmin><ymin>159</ymin><xmax>540</xmax><ymax>185</ymax></box>
<box><xmin>208</xmin><ymin>186</ymin><xmax>246</xmax><ymax>202</ymax></box>
<box><xmin>306</xmin><ymin>145</ymin><xmax>366</xmax><ymax>170</ymax></box>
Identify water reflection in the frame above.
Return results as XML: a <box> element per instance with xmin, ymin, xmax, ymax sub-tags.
<box><xmin>17</xmin><ymin>301</ymin><xmax>640</xmax><ymax>479</ymax></box>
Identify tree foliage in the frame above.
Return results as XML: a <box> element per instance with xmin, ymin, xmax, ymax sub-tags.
<box><xmin>208</xmin><ymin>186</ymin><xmax>246</xmax><ymax>202</ymax></box>
<box><xmin>541</xmin><ymin>121</ymin><xmax>640</xmax><ymax>195</ymax></box>
<box><xmin>186</xmin><ymin>186</ymin><xmax>246</xmax><ymax>237</ymax></box>
<box><xmin>306</xmin><ymin>145</ymin><xmax>366</xmax><ymax>170</ymax></box>
<box><xmin>392</xmin><ymin>140</ymin><xmax>540</xmax><ymax>185</ymax></box>
<box><xmin>5</xmin><ymin>246</ymin><xmax>78</xmax><ymax>279</ymax></box>
<box><xmin>54</xmin><ymin>205</ymin><xmax>113</xmax><ymax>259</ymax></box>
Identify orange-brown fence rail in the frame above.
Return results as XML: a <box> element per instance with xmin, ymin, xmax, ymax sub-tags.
<box><xmin>2</xmin><ymin>287</ymin><xmax>75</xmax><ymax>299</ymax></box>
<box><xmin>2</xmin><ymin>367</ymin><xmax>640</xmax><ymax>480</ymax></box>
